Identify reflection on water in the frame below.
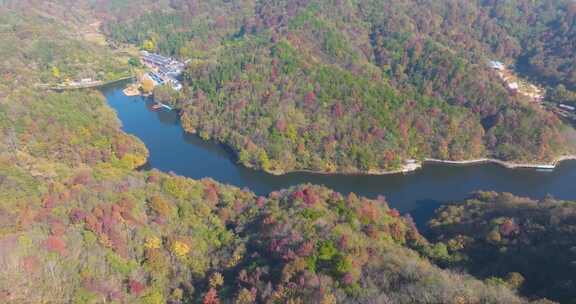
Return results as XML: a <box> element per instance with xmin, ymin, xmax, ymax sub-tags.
<box><xmin>102</xmin><ymin>84</ymin><xmax>576</xmax><ymax>227</ymax></box>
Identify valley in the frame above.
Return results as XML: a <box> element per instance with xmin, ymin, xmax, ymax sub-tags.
<box><xmin>1</xmin><ymin>1</ymin><xmax>576</xmax><ymax>303</ymax></box>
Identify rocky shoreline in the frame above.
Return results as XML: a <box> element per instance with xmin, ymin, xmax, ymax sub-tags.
<box><xmin>424</xmin><ymin>155</ymin><xmax>576</xmax><ymax>170</ymax></box>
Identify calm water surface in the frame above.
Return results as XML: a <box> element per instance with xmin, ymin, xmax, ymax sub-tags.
<box><xmin>102</xmin><ymin>85</ymin><xmax>576</xmax><ymax>226</ymax></box>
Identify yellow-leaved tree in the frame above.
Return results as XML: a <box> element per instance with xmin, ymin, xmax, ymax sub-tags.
<box><xmin>141</xmin><ymin>77</ymin><xmax>155</xmax><ymax>94</ymax></box>
<box><xmin>142</xmin><ymin>39</ymin><xmax>156</xmax><ymax>51</ymax></box>
<box><xmin>52</xmin><ymin>66</ymin><xmax>61</xmax><ymax>78</ymax></box>
<box><xmin>171</xmin><ymin>240</ymin><xmax>190</xmax><ymax>258</ymax></box>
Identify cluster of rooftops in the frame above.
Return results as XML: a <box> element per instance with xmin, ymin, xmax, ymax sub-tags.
<box><xmin>489</xmin><ymin>60</ymin><xmax>575</xmax><ymax>115</ymax></box>
<box><xmin>489</xmin><ymin>60</ymin><xmax>544</xmax><ymax>101</ymax></box>
<box><xmin>140</xmin><ymin>51</ymin><xmax>185</xmax><ymax>91</ymax></box>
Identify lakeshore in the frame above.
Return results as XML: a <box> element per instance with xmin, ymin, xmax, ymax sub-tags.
<box><xmin>258</xmin><ymin>156</ymin><xmax>576</xmax><ymax>176</ymax></box>
<box><xmin>424</xmin><ymin>156</ymin><xmax>576</xmax><ymax>170</ymax></box>
<box><xmin>36</xmin><ymin>75</ymin><xmax>134</xmax><ymax>91</ymax></box>
<box><xmin>171</xmin><ymin>91</ymin><xmax>576</xmax><ymax>177</ymax></box>
<box><xmin>102</xmin><ymin>82</ymin><xmax>576</xmax><ymax>228</ymax></box>
<box><xmin>111</xmin><ymin>76</ymin><xmax>576</xmax><ymax>178</ymax></box>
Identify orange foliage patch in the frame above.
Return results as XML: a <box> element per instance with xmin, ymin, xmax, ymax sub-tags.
<box><xmin>50</xmin><ymin>220</ymin><xmax>66</xmax><ymax>236</ymax></box>
<box><xmin>44</xmin><ymin>236</ymin><xmax>67</xmax><ymax>256</ymax></box>
<box><xmin>128</xmin><ymin>280</ymin><xmax>146</xmax><ymax>295</ymax></box>
<box><xmin>22</xmin><ymin>255</ymin><xmax>40</xmax><ymax>274</ymax></box>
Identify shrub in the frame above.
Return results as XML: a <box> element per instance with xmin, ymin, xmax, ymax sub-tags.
<box><xmin>171</xmin><ymin>240</ymin><xmax>190</xmax><ymax>258</ymax></box>
<box><xmin>148</xmin><ymin>195</ymin><xmax>174</xmax><ymax>218</ymax></box>
<box><xmin>44</xmin><ymin>236</ymin><xmax>67</xmax><ymax>256</ymax></box>
<box><xmin>141</xmin><ymin>290</ymin><xmax>164</xmax><ymax>304</ymax></box>
<box><xmin>209</xmin><ymin>272</ymin><xmax>224</xmax><ymax>289</ymax></box>
<box><xmin>144</xmin><ymin>236</ymin><xmax>162</xmax><ymax>250</ymax></box>
<box><xmin>129</xmin><ymin>280</ymin><xmax>146</xmax><ymax>295</ymax></box>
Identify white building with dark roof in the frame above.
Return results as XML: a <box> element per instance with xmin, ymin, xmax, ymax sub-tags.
<box><xmin>489</xmin><ymin>60</ymin><xmax>505</xmax><ymax>70</ymax></box>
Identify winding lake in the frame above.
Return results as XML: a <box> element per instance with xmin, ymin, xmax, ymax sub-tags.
<box><xmin>102</xmin><ymin>84</ymin><xmax>576</xmax><ymax>226</ymax></box>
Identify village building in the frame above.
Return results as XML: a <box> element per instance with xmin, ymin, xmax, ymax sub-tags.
<box><xmin>489</xmin><ymin>60</ymin><xmax>505</xmax><ymax>71</ymax></box>
<box><xmin>140</xmin><ymin>51</ymin><xmax>184</xmax><ymax>91</ymax></box>
<box><xmin>508</xmin><ymin>82</ymin><xmax>519</xmax><ymax>91</ymax></box>
<box><xmin>559</xmin><ymin>104</ymin><xmax>576</xmax><ymax>112</ymax></box>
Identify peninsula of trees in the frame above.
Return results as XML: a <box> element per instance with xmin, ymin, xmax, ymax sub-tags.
<box><xmin>103</xmin><ymin>0</ymin><xmax>576</xmax><ymax>174</ymax></box>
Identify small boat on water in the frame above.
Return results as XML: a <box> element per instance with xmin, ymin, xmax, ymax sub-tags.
<box><xmin>151</xmin><ymin>102</ymin><xmax>174</xmax><ymax>111</ymax></box>
<box><xmin>534</xmin><ymin>164</ymin><xmax>555</xmax><ymax>172</ymax></box>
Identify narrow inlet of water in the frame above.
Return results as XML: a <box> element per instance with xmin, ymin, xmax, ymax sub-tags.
<box><xmin>102</xmin><ymin>84</ymin><xmax>576</xmax><ymax>227</ymax></box>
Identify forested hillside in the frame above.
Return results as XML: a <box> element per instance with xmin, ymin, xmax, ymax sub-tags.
<box><xmin>2</xmin><ymin>0</ymin><xmax>576</xmax><ymax>303</ymax></box>
<box><xmin>0</xmin><ymin>2</ymin><xmax>146</xmax><ymax>168</ymax></box>
<box><xmin>102</xmin><ymin>0</ymin><xmax>576</xmax><ymax>174</ymax></box>
<box><xmin>0</xmin><ymin>1</ymin><xmax>132</xmax><ymax>86</ymax></box>
<box><xmin>0</xmin><ymin>2</ymin><xmax>549</xmax><ymax>303</ymax></box>
<box><xmin>429</xmin><ymin>192</ymin><xmax>576</xmax><ymax>303</ymax></box>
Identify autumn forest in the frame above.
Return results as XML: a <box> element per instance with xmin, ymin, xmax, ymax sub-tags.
<box><xmin>1</xmin><ymin>1</ymin><xmax>576</xmax><ymax>303</ymax></box>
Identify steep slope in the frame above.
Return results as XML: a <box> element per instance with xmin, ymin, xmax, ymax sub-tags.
<box><xmin>103</xmin><ymin>0</ymin><xmax>576</xmax><ymax>174</ymax></box>
<box><xmin>0</xmin><ymin>165</ymin><xmax>532</xmax><ymax>303</ymax></box>
<box><xmin>428</xmin><ymin>192</ymin><xmax>576</xmax><ymax>303</ymax></box>
<box><xmin>0</xmin><ymin>2</ymin><xmax>541</xmax><ymax>304</ymax></box>
<box><xmin>0</xmin><ymin>3</ymin><xmax>146</xmax><ymax>169</ymax></box>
